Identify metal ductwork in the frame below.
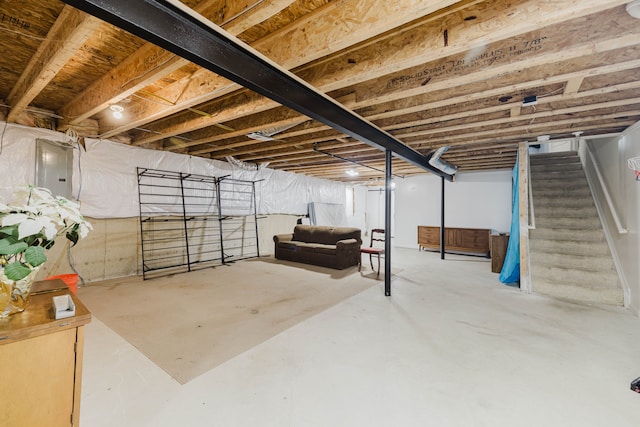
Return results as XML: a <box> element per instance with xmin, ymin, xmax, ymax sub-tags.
<box><xmin>428</xmin><ymin>147</ymin><xmax>458</xmax><ymax>176</ymax></box>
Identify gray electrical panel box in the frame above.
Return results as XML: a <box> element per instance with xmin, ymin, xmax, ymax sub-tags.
<box><xmin>35</xmin><ymin>139</ymin><xmax>74</xmax><ymax>200</ymax></box>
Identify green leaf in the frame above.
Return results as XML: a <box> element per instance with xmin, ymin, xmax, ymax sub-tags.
<box><xmin>66</xmin><ymin>229</ymin><xmax>79</xmax><ymax>246</ymax></box>
<box><xmin>4</xmin><ymin>262</ymin><xmax>32</xmax><ymax>281</ymax></box>
<box><xmin>0</xmin><ymin>225</ymin><xmax>18</xmax><ymax>238</ymax></box>
<box><xmin>0</xmin><ymin>238</ymin><xmax>28</xmax><ymax>255</ymax></box>
<box><xmin>25</xmin><ymin>246</ymin><xmax>46</xmax><ymax>267</ymax></box>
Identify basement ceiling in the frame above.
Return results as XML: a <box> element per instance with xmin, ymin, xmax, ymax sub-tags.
<box><xmin>1</xmin><ymin>0</ymin><xmax>639</xmax><ymax>184</ymax></box>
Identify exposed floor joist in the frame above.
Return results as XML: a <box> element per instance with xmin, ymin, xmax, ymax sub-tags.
<box><xmin>61</xmin><ymin>0</ymin><xmax>453</xmax><ymax>179</ymax></box>
<box><xmin>1</xmin><ymin>0</ymin><xmax>638</xmax><ymax>183</ymax></box>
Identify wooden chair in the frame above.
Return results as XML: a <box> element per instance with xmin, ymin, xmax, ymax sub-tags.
<box><xmin>359</xmin><ymin>228</ymin><xmax>385</xmax><ymax>278</ymax></box>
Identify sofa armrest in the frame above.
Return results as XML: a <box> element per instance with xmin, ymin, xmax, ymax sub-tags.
<box><xmin>273</xmin><ymin>233</ymin><xmax>294</xmax><ymax>243</ymax></box>
<box><xmin>336</xmin><ymin>238</ymin><xmax>359</xmax><ymax>249</ymax></box>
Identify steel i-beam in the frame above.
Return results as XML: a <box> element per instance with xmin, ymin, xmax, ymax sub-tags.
<box><xmin>61</xmin><ymin>0</ymin><xmax>453</xmax><ymax>180</ymax></box>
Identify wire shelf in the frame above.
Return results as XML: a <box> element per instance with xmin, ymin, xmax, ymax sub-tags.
<box><xmin>137</xmin><ymin>167</ymin><xmax>261</xmax><ymax>279</ymax></box>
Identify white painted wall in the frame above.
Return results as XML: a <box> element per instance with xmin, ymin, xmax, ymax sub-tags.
<box><xmin>364</xmin><ymin>186</ymin><xmax>395</xmax><ymax>236</ymax></box>
<box><xmin>346</xmin><ymin>185</ymin><xmax>367</xmax><ymax>232</ymax></box>
<box><xmin>584</xmin><ymin>123</ymin><xmax>640</xmax><ymax>314</ymax></box>
<box><xmin>393</xmin><ymin>170</ymin><xmax>512</xmax><ymax>248</ymax></box>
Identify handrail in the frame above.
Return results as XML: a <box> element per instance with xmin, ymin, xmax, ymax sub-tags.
<box><xmin>527</xmin><ymin>149</ymin><xmax>536</xmax><ymax>230</ymax></box>
<box><xmin>584</xmin><ymin>142</ymin><xmax>628</xmax><ymax>234</ymax></box>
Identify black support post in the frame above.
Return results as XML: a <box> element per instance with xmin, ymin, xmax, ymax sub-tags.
<box><xmin>179</xmin><ymin>173</ymin><xmax>192</xmax><ymax>271</ymax></box>
<box><xmin>384</xmin><ymin>149</ymin><xmax>392</xmax><ymax>297</ymax></box>
<box><xmin>440</xmin><ymin>175</ymin><xmax>445</xmax><ymax>260</ymax></box>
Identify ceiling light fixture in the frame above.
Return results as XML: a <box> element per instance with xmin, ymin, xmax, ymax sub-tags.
<box><xmin>346</xmin><ymin>169</ymin><xmax>359</xmax><ymax>177</ymax></box>
<box><xmin>627</xmin><ymin>0</ymin><xmax>640</xmax><ymax>18</ymax></box>
<box><xmin>313</xmin><ymin>143</ymin><xmax>405</xmax><ymax>179</ymax></box>
<box><xmin>110</xmin><ymin>104</ymin><xmax>124</xmax><ymax>119</ymax></box>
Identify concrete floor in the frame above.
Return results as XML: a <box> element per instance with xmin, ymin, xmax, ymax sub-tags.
<box><xmin>79</xmin><ymin>248</ymin><xmax>640</xmax><ymax>427</ymax></box>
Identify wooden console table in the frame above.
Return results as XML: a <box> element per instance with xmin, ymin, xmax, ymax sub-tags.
<box><xmin>0</xmin><ymin>280</ymin><xmax>91</xmax><ymax>427</ymax></box>
<box><xmin>418</xmin><ymin>226</ymin><xmax>491</xmax><ymax>257</ymax></box>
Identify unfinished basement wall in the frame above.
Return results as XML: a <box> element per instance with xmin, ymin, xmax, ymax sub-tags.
<box><xmin>582</xmin><ymin>123</ymin><xmax>640</xmax><ymax>314</ymax></box>
<box><xmin>394</xmin><ymin>171</ymin><xmax>512</xmax><ymax>249</ymax></box>
<box><xmin>0</xmin><ymin>123</ymin><xmax>342</xmax><ymax>283</ymax></box>
<box><xmin>33</xmin><ymin>214</ymin><xmax>300</xmax><ymax>283</ymax></box>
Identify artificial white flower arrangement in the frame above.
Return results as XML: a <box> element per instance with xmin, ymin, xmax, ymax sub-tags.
<box><xmin>0</xmin><ymin>186</ymin><xmax>92</xmax><ymax>282</ymax></box>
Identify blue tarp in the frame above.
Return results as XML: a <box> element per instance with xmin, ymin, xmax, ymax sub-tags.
<box><xmin>499</xmin><ymin>154</ymin><xmax>520</xmax><ymax>286</ymax></box>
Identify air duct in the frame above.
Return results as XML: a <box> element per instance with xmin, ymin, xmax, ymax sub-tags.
<box><xmin>246</xmin><ymin>122</ymin><xmax>300</xmax><ymax>141</ymax></box>
<box><xmin>428</xmin><ymin>147</ymin><xmax>458</xmax><ymax>175</ymax></box>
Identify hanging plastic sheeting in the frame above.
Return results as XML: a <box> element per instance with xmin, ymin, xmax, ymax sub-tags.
<box><xmin>0</xmin><ymin>126</ymin><xmax>347</xmax><ymax>218</ymax></box>
<box><xmin>76</xmin><ymin>138</ymin><xmax>201</xmax><ymax>217</ymax></box>
<box><xmin>75</xmin><ymin>138</ymin><xmax>345</xmax><ymax>218</ymax></box>
<box><xmin>308</xmin><ymin>202</ymin><xmax>348</xmax><ymax>226</ymax></box>
<box><xmin>230</xmin><ymin>166</ymin><xmax>344</xmax><ymax>215</ymax></box>
<box><xmin>499</xmin><ymin>152</ymin><xmax>520</xmax><ymax>286</ymax></box>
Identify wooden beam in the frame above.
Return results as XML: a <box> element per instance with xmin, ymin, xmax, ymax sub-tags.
<box><xmin>150</xmin><ymin>8</ymin><xmax>640</xmax><ymax>152</ymax></box>
<box><xmin>195</xmin><ymin>85</ymin><xmax>640</xmax><ymax>158</ymax></box>
<box><xmin>564</xmin><ymin>75</ymin><xmax>585</xmax><ymax>95</ymax></box>
<box><xmin>391</xmin><ymin>98</ymin><xmax>640</xmax><ymax>139</ymax></box>
<box><xmin>354</xmin><ymin>35</ymin><xmax>640</xmax><ymax>108</ymax></box>
<box><xmin>59</xmin><ymin>0</ymin><xmax>296</xmax><ymax>126</ymax></box>
<box><xmin>518</xmin><ymin>142</ymin><xmax>531</xmax><ymax>293</ymax></box>
<box><xmin>360</xmin><ymin>59</ymin><xmax>640</xmax><ymax>122</ymax></box>
<box><xmin>6</xmin><ymin>6</ymin><xmax>101</xmax><ymax>122</ymax></box>
<box><xmin>409</xmin><ymin>118</ymin><xmax>638</xmax><ymax>149</ymax></box>
<box><xmin>200</xmin><ymin>72</ymin><xmax>640</xmax><ymax>153</ymax></box>
<box><xmin>101</xmin><ymin>0</ymin><xmax>462</xmax><ymax>139</ymax></box>
<box><xmin>69</xmin><ymin>0</ymin><xmax>453</xmax><ymax>178</ymax></box>
<box><xmin>126</xmin><ymin>0</ymin><xmax>631</xmax><ymax>144</ymax></box>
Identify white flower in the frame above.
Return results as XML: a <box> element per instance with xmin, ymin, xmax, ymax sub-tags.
<box><xmin>0</xmin><ymin>186</ymin><xmax>92</xmax><ymax>282</ymax></box>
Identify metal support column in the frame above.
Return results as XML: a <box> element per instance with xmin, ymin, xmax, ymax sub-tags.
<box><xmin>440</xmin><ymin>175</ymin><xmax>445</xmax><ymax>260</ymax></box>
<box><xmin>252</xmin><ymin>181</ymin><xmax>260</xmax><ymax>257</ymax></box>
<box><xmin>179</xmin><ymin>173</ymin><xmax>192</xmax><ymax>271</ymax></box>
<box><xmin>215</xmin><ymin>176</ymin><xmax>226</xmax><ymax>264</ymax></box>
<box><xmin>384</xmin><ymin>149</ymin><xmax>392</xmax><ymax>297</ymax></box>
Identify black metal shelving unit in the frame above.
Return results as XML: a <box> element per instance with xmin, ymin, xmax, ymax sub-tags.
<box><xmin>137</xmin><ymin>167</ymin><xmax>260</xmax><ymax>279</ymax></box>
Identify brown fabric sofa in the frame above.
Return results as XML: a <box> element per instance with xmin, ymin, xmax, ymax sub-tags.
<box><xmin>273</xmin><ymin>225</ymin><xmax>362</xmax><ymax>269</ymax></box>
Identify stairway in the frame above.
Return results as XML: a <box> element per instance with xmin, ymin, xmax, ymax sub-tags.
<box><xmin>528</xmin><ymin>151</ymin><xmax>623</xmax><ymax>306</ymax></box>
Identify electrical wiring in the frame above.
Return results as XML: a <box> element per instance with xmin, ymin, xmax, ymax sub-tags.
<box><xmin>0</xmin><ymin>120</ymin><xmax>8</xmax><ymax>155</ymax></box>
<box><xmin>75</xmin><ymin>139</ymin><xmax>84</xmax><ymax>201</ymax></box>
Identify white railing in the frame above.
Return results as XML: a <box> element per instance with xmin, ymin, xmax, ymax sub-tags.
<box><xmin>527</xmin><ymin>150</ymin><xmax>536</xmax><ymax>230</ymax></box>
<box><xmin>584</xmin><ymin>143</ymin><xmax>628</xmax><ymax>234</ymax></box>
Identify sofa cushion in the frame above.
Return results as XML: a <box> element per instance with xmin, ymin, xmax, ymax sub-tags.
<box><xmin>293</xmin><ymin>225</ymin><xmax>361</xmax><ymax>245</ymax></box>
<box><xmin>277</xmin><ymin>241</ymin><xmax>299</xmax><ymax>250</ymax></box>
<box><xmin>294</xmin><ymin>242</ymin><xmax>338</xmax><ymax>255</ymax></box>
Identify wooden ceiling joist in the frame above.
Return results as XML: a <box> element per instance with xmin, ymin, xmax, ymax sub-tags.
<box><xmin>2</xmin><ymin>0</ymin><xmax>639</xmax><ymax>182</ymax></box>
<box><xmin>6</xmin><ymin>6</ymin><xmax>101</xmax><ymax>122</ymax></box>
<box><xmin>126</xmin><ymin>0</ymin><xmax>633</xmax><ymax>146</ymax></box>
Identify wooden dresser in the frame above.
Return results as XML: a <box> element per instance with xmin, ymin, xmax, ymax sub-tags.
<box><xmin>418</xmin><ymin>226</ymin><xmax>491</xmax><ymax>257</ymax></box>
<box><xmin>0</xmin><ymin>280</ymin><xmax>91</xmax><ymax>427</ymax></box>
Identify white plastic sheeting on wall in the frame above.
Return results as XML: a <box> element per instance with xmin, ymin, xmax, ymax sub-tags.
<box><xmin>308</xmin><ymin>202</ymin><xmax>348</xmax><ymax>226</ymax></box>
<box><xmin>0</xmin><ymin>123</ymin><xmax>75</xmax><ymax>200</ymax></box>
<box><xmin>0</xmin><ymin>124</ymin><xmax>346</xmax><ymax>218</ymax></box>
<box><xmin>77</xmin><ymin>138</ymin><xmax>346</xmax><ymax>218</ymax></box>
